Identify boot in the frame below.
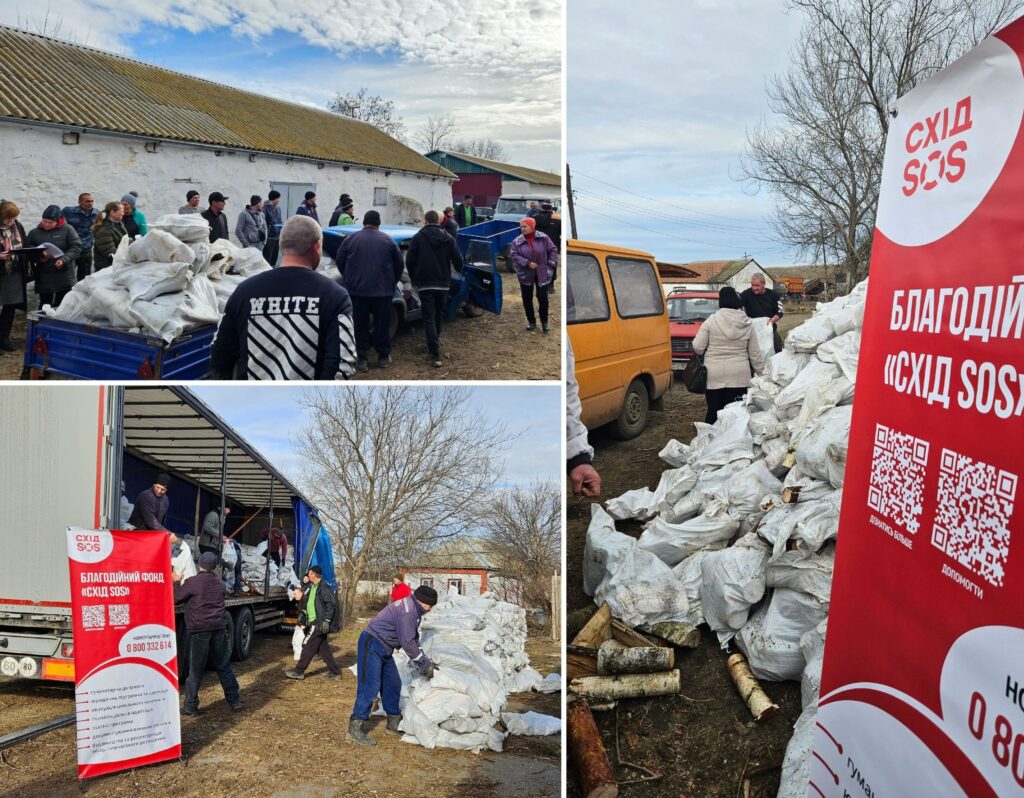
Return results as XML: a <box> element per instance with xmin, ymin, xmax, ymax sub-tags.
<box><xmin>347</xmin><ymin>716</ymin><xmax>376</xmax><ymax>746</ymax></box>
<box><xmin>386</xmin><ymin>714</ymin><xmax>402</xmax><ymax>735</ymax></box>
<box><xmin>285</xmin><ymin>669</ymin><xmax>305</xmax><ymax>680</ymax></box>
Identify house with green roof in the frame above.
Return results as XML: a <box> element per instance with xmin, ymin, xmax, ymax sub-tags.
<box><xmin>425</xmin><ymin>149</ymin><xmax>561</xmax><ymax>207</ymax></box>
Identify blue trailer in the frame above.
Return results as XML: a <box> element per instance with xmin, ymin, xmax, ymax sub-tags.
<box><xmin>456</xmin><ymin>219</ymin><xmax>522</xmax><ymax>273</ymax></box>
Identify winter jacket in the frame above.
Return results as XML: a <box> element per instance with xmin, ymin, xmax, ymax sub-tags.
<box><xmin>209</xmin><ymin>267</ymin><xmax>356</xmax><ymax>380</ymax></box>
<box><xmin>366</xmin><ymin>594</ymin><xmax>433</xmax><ymax>673</ymax></box>
<box><xmin>297</xmin><ymin>579</ymin><xmax>339</xmax><ymax>634</ymax></box>
<box><xmin>93</xmin><ymin>220</ymin><xmax>128</xmax><ymax>270</ymax></box>
<box><xmin>740</xmin><ymin>287</ymin><xmax>784</xmax><ymax>322</ymax></box>
<box><xmin>263</xmin><ymin>202</ymin><xmax>283</xmax><ymax>239</ymax></box>
<box><xmin>127</xmin><ymin>487</ymin><xmax>169</xmax><ymax>531</ymax></box>
<box><xmin>509</xmin><ymin>232</ymin><xmax>558</xmax><ymax>287</ymax></box>
<box><xmin>62</xmin><ymin>205</ymin><xmax>97</xmax><ymax>251</ymax></box>
<box><xmin>199</xmin><ymin>510</ymin><xmax>223</xmax><ymax>550</ymax></box>
<box><xmin>295</xmin><ymin>200</ymin><xmax>320</xmax><ymax>225</ymax></box>
<box><xmin>441</xmin><ymin>215</ymin><xmax>458</xmax><ymax>238</ymax></box>
<box><xmin>692</xmin><ymin>308</ymin><xmax>766</xmax><ymax>390</ymax></box>
<box><xmin>566</xmin><ymin>340</ymin><xmax>594</xmax><ymax>470</ymax></box>
<box><xmin>174</xmin><ymin>570</ymin><xmax>228</xmax><ymax>633</ymax></box>
<box><xmin>328</xmin><ymin>204</ymin><xmax>355</xmax><ymax>227</ymax></box>
<box><xmin>122</xmin><ymin>211</ymin><xmax>140</xmax><ymax>240</ymax></box>
<box><xmin>235</xmin><ymin>208</ymin><xmax>268</xmax><ymax>249</ymax></box>
<box><xmin>535</xmin><ymin>212</ymin><xmax>561</xmax><ymax>249</ymax></box>
<box><xmin>335</xmin><ymin>227</ymin><xmax>405</xmax><ymax>297</ymax></box>
<box><xmin>0</xmin><ymin>220</ymin><xmax>29</xmax><ymax>309</ymax></box>
<box><xmin>454</xmin><ymin>202</ymin><xmax>477</xmax><ymax>228</ymax></box>
<box><xmin>201</xmin><ymin>208</ymin><xmax>230</xmax><ymax>243</ymax></box>
<box><xmin>26</xmin><ymin>223</ymin><xmax>81</xmax><ymax>294</ymax></box>
<box><xmin>178</xmin><ymin>204</ymin><xmax>201</xmax><ymax>215</ymax></box>
<box><xmin>260</xmin><ymin>528</ymin><xmax>288</xmax><ymax>560</ymax></box>
<box><xmin>405</xmin><ymin>224</ymin><xmax>463</xmax><ymax>291</ymax></box>
<box><xmin>130</xmin><ymin>209</ymin><xmax>148</xmax><ymax>237</ymax></box>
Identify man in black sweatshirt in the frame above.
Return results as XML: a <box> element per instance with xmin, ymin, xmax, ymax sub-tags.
<box><xmin>740</xmin><ymin>273</ymin><xmax>785</xmax><ymax>353</ymax></box>
<box><xmin>173</xmin><ymin>551</ymin><xmax>240</xmax><ymax>715</ymax></box>
<box><xmin>209</xmin><ymin>215</ymin><xmax>356</xmax><ymax>379</ymax></box>
<box><xmin>405</xmin><ymin>210</ymin><xmax>464</xmax><ymax>367</ymax></box>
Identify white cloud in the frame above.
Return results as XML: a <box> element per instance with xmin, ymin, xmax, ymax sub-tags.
<box><xmin>0</xmin><ymin>0</ymin><xmax>561</xmax><ymax>170</ymax></box>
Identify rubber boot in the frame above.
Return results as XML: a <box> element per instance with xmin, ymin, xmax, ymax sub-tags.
<box><xmin>386</xmin><ymin>714</ymin><xmax>402</xmax><ymax>735</ymax></box>
<box><xmin>347</xmin><ymin>716</ymin><xmax>376</xmax><ymax>746</ymax></box>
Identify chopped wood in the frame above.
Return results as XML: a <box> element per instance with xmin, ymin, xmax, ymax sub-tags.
<box><xmin>782</xmin><ymin>450</ymin><xmax>797</xmax><ymax>469</ymax></box>
<box><xmin>572</xmin><ymin>604</ymin><xmax>612</xmax><ymax>649</ymax></box>
<box><xmin>597</xmin><ymin>640</ymin><xmax>674</xmax><ymax>675</ymax></box>
<box><xmin>727</xmin><ymin>652</ymin><xmax>779</xmax><ymax>721</ymax></box>
<box><xmin>568</xmin><ymin>651</ymin><xmax>600</xmax><ymax>679</ymax></box>
<box><xmin>610</xmin><ymin>619</ymin><xmax>659</xmax><ymax>648</ymax></box>
<box><xmin>781</xmin><ymin>486</ymin><xmax>802</xmax><ymax>503</ymax></box>
<box><xmin>568</xmin><ymin>699</ymin><xmax>619</xmax><ymax>798</ymax></box>
<box><xmin>567</xmin><ymin>604</ymin><xmax>601</xmax><ymax>641</ymax></box>
<box><xmin>571</xmin><ymin>670</ymin><xmax>681</xmax><ymax>702</ymax></box>
<box><xmin>648</xmin><ymin>621</ymin><xmax>700</xmax><ymax>648</ymax></box>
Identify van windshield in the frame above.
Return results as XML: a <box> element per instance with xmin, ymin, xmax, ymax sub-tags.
<box><xmin>668</xmin><ymin>296</ymin><xmax>718</xmax><ymax>323</ymax></box>
<box><xmin>496</xmin><ymin>198</ymin><xmax>550</xmax><ymax>214</ymax></box>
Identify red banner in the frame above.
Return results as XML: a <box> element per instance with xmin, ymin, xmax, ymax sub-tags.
<box><xmin>66</xmin><ymin>528</ymin><xmax>181</xmax><ymax>779</ymax></box>
<box><xmin>810</xmin><ymin>17</ymin><xmax>1024</xmax><ymax>798</ymax></box>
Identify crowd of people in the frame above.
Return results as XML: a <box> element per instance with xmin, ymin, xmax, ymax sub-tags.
<box><xmin>0</xmin><ymin>186</ymin><xmax>559</xmax><ymax>372</ymax></box>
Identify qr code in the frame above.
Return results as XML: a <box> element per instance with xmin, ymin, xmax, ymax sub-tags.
<box><xmin>108</xmin><ymin>604</ymin><xmax>130</xmax><ymax>626</ymax></box>
<box><xmin>81</xmin><ymin>605</ymin><xmax>105</xmax><ymax>629</ymax></box>
<box><xmin>932</xmin><ymin>449</ymin><xmax>1017</xmax><ymax>587</ymax></box>
<box><xmin>867</xmin><ymin>424</ymin><xmax>929</xmax><ymax>534</ymax></box>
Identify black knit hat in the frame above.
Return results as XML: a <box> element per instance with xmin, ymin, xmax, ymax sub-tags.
<box><xmin>413</xmin><ymin>585</ymin><xmax>438</xmax><ymax>606</ymax></box>
<box><xmin>304</xmin><ymin>191</ymin><xmax>317</xmax><ymax>201</ymax></box>
<box><xmin>363</xmin><ymin>210</ymin><xmax>381</xmax><ymax>226</ymax></box>
<box><xmin>155</xmin><ymin>472</ymin><xmax>171</xmax><ymax>488</ymax></box>
<box><xmin>41</xmin><ymin>204</ymin><xmax>62</xmax><ymax>221</ymax></box>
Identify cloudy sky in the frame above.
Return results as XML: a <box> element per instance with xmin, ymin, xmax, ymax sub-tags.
<box><xmin>0</xmin><ymin>1</ymin><xmax>561</xmax><ymax>171</ymax></box>
<box><xmin>568</xmin><ymin>0</ymin><xmax>805</xmax><ymax>265</ymax></box>
<box><xmin>190</xmin><ymin>384</ymin><xmax>562</xmax><ymax>490</ymax></box>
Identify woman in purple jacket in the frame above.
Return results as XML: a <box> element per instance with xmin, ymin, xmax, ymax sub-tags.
<box><xmin>509</xmin><ymin>216</ymin><xmax>558</xmax><ymax>332</ymax></box>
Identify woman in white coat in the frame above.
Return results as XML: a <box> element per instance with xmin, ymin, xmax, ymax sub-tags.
<box><xmin>692</xmin><ymin>286</ymin><xmax>766</xmax><ymax>423</ymax></box>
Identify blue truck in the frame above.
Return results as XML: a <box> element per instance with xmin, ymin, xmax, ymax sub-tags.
<box><xmin>21</xmin><ymin>221</ymin><xmax>519</xmax><ymax>380</ymax></box>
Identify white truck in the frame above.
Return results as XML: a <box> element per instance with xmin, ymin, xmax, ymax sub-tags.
<box><xmin>0</xmin><ymin>385</ymin><xmax>335</xmax><ymax>682</ymax></box>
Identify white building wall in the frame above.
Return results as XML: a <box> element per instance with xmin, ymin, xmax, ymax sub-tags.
<box><xmin>404</xmin><ymin>570</ymin><xmax>485</xmax><ymax>597</ymax></box>
<box><xmin>725</xmin><ymin>261</ymin><xmax>772</xmax><ymax>292</ymax></box>
<box><xmin>1</xmin><ymin>123</ymin><xmax>453</xmax><ymax>239</ymax></box>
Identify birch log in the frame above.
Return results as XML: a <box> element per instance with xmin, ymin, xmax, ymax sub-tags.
<box><xmin>727</xmin><ymin>652</ymin><xmax>779</xmax><ymax>721</ymax></box>
<box><xmin>597</xmin><ymin>640</ymin><xmax>674</xmax><ymax>675</ymax></box>
<box><xmin>568</xmin><ymin>699</ymin><xmax>619</xmax><ymax>798</ymax></box>
<box><xmin>571</xmin><ymin>670</ymin><xmax>681</xmax><ymax>702</ymax></box>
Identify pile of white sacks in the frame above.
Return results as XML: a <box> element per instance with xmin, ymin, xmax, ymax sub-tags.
<box><xmin>47</xmin><ymin>214</ymin><xmax>271</xmax><ymax>342</ymax></box>
<box><xmin>232</xmin><ymin>540</ymin><xmax>299</xmax><ymax>594</ymax></box>
<box><xmin>584</xmin><ymin>281</ymin><xmax>868</xmax><ymax>798</ymax></box>
<box><xmin>383</xmin><ymin>588</ymin><xmax>560</xmax><ymax>753</ymax></box>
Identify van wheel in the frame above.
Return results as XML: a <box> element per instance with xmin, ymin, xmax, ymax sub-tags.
<box><xmin>231</xmin><ymin>607</ymin><xmax>254</xmax><ymax>662</ymax></box>
<box><xmin>609</xmin><ymin>379</ymin><xmax>649</xmax><ymax>440</ymax></box>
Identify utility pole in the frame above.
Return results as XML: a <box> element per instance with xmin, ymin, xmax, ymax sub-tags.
<box><xmin>819</xmin><ymin>218</ymin><xmax>829</xmax><ymax>299</ymax></box>
<box><xmin>566</xmin><ymin>162</ymin><xmax>578</xmax><ymax>240</ymax></box>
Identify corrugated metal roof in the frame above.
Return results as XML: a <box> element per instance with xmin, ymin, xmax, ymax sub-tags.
<box><xmin>426</xmin><ymin>149</ymin><xmax>560</xmax><ymax>187</ymax></box>
<box><xmin>0</xmin><ymin>26</ymin><xmax>456</xmax><ymax>178</ymax></box>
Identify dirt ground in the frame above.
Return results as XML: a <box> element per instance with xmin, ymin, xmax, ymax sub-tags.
<box><xmin>0</xmin><ymin>625</ymin><xmax>561</xmax><ymax>798</ymax></box>
<box><xmin>0</xmin><ymin>269</ymin><xmax>561</xmax><ymax>381</ymax></box>
<box><xmin>566</xmin><ymin>313</ymin><xmax>811</xmax><ymax>798</ymax></box>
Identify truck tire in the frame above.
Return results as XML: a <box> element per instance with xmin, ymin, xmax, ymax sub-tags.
<box><xmin>231</xmin><ymin>606</ymin><xmax>254</xmax><ymax>662</ymax></box>
<box><xmin>608</xmin><ymin>379</ymin><xmax>649</xmax><ymax>440</ymax></box>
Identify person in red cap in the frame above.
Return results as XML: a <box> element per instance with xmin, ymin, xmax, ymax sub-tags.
<box><xmin>25</xmin><ymin>205</ymin><xmax>81</xmax><ymax>309</ymax></box>
<box><xmin>390</xmin><ymin>575</ymin><xmax>412</xmax><ymax>602</ymax></box>
<box><xmin>509</xmin><ymin>216</ymin><xmax>558</xmax><ymax>332</ymax></box>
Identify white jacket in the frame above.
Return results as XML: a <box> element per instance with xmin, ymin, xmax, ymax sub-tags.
<box><xmin>566</xmin><ymin>340</ymin><xmax>594</xmax><ymax>465</ymax></box>
<box><xmin>692</xmin><ymin>308</ymin><xmax>765</xmax><ymax>390</ymax></box>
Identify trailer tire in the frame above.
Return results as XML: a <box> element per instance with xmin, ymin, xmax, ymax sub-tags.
<box><xmin>231</xmin><ymin>607</ymin><xmax>254</xmax><ymax>662</ymax></box>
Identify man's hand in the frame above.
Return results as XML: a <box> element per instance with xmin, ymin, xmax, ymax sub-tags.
<box><xmin>569</xmin><ymin>463</ymin><xmax>602</xmax><ymax>497</ymax></box>
<box><xmin>528</xmin><ymin>261</ymin><xmax>538</xmax><ymax>270</ymax></box>
<box><xmin>171</xmin><ymin>571</ymin><xmax>182</xmax><ymax>584</ymax></box>
<box><xmin>291</xmin><ymin>588</ymin><xmax>303</xmax><ymax>601</ymax></box>
<box><xmin>168</xmin><ymin>532</ymin><xmax>180</xmax><ymax>545</ymax></box>
<box><xmin>423</xmin><ymin>663</ymin><xmax>436</xmax><ymax>679</ymax></box>
<box><xmin>768</xmin><ymin>315</ymin><xmax>780</xmax><ymax>325</ymax></box>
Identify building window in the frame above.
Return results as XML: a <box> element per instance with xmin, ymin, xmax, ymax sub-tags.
<box><xmin>374</xmin><ymin>187</ymin><xmax>388</xmax><ymax>206</ymax></box>
<box><xmin>420</xmin><ymin>578</ymin><xmax>434</xmax><ymax>588</ymax></box>
<box><xmin>447</xmin><ymin>578</ymin><xmax>463</xmax><ymax>595</ymax></box>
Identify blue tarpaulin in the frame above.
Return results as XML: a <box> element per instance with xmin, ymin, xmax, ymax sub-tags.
<box><xmin>292</xmin><ymin>498</ymin><xmax>337</xmax><ymax>590</ymax></box>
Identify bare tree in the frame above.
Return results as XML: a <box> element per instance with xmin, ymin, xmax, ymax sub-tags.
<box><xmin>327</xmin><ymin>87</ymin><xmax>406</xmax><ymax>142</ymax></box>
<box><xmin>294</xmin><ymin>386</ymin><xmax>514</xmax><ymax>615</ymax></box>
<box><xmin>480</xmin><ymin>482</ymin><xmax>560</xmax><ymax>629</ymax></box>
<box><xmin>415</xmin><ymin>113</ymin><xmax>458</xmax><ymax>153</ymax></box>
<box><xmin>742</xmin><ymin>0</ymin><xmax>1022</xmax><ymax>285</ymax></box>
<box><xmin>451</xmin><ymin>137</ymin><xmax>509</xmax><ymax>162</ymax></box>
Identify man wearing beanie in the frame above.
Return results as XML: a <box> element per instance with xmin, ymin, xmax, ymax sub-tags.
<box><xmin>347</xmin><ymin>584</ymin><xmax>438</xmax><ymax>746</ymax></box>
<box><xmin>25</xmin><ymin>205</ymin><xmax>81</xmax><ymax>309</ymax></box>
<box><xmin>235</xmin><ymin>195</ymin><xmax>268</xmax><ymax>251</ymax></box>
<box><xmin>329</xmin><ymin>194</ymin><xmax>355</xmax><ymax>227</ymax></box>
<box><xmin>286</xmin><ymin>565</ymin><xmax>341</xmax><ymax>681</ymax></box>
<box><xmin>173</xmin><ymin>550</ymin><xmax>241</xmax><ymax>715</ymax></box>
<box><xmin>335</xmin><ymin>210</ymin><xmax>404</xmax><ymax>370</ymax></box>
<box><xmin>262</xmin><ymin>190</ymin><xmax>283</xmax><ymax>266</ymax></box>
<box><xmin>296</xmin><ymin>190</ymin><xmax>320</xmax><ymax>225</ymax></box>
<box><xmin>179</xmin><ymin>190</ymin><xmax>202</xmax><ymax>215</ymax></box>
<box><xmin>127</xmin><ymin>473</ymin><xmax>174</xmax><ymax>536</ymax></box>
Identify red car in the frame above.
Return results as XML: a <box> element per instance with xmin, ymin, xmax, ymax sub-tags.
<box><xmin>667</xmin><ymin>290</ymin><xmax>720</xmax><ymax>369</ymax></box>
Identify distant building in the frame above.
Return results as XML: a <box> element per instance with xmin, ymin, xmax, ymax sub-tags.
<box><xmin>424</xmin><ymin>150</ymin><xmax>561</xmax><ymax>207</ymax></box>
<box><xmin>667</xmin><ymin>257</ymin><xmax>783</xmax><ymax>294</ymax></box>
<box><xmin>0</xmin><ymin>26</ymin><xmax>456</xmax><ymax>234</ymax></box>
<box><xmin>402</xmin><ymin>537</ymin><xmax>523</xmax><ymax>605</ymax></box>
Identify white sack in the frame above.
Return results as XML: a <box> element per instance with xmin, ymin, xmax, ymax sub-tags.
<box><xmin>85</xmin><ymin>285</ymin><xmax>136</xmax><ymax>329</ymax></box>
<box><xmin>735</xmin><ymin>588</ymin><xmax>829</xmax><ymax>681</ymax></box>
<box><xmin>794</xmin><ymin>406</ymin><xmax>853</xmax><ymax>488</ymax></box>
<box><xmin>112</xmin><ymin>260</ymin><xmax>193</xmax><ymax>302</ymax></box>
<box><xmin>670</xmin><ymin>544</ymin><xmax>726</xmax><ymax>627</ymax></box>
<box><xmin>127</xmin><ymin>229</ymin><xmax>195</xmax><ymax>264</ymax></box>
<box><xmin>756</xmin><ymin>492</ymin><xmax>842</xmax><ymax>557</ymax></box>
<box><xmin>605</xmin><ymin>487</ymin><xmax>657</xmax><ymax>521</ymax></box>
<box><xmin>778</xmin><ymin>702</ymin><xmax>818</xmax><ymax>798</ymax></box>
<box><xmin>746</xmin><ymin>375</ymin><xmax>781</xmax><ymax>411</ymax></box>
<box><xmin>765</xmin><ymin>544</ymin><xmax>835</xmax><ymax>605</ymax></box>
<box><xmin>534</xmin><ymin>673</ymin><xmax>562</xmax><ymax>694</ymax></box>
<box><xmin>582</xmin><ymin>504</ymin><xmax>637</xmax><ymax>596</ymax></box>
<box><xmin>638</xmin><ymin>513</ymin><xmax>739</xmax><ymax>567</ymax></box>
<box><xmin>800</xmin><ymin>620</ymin><xmax>827</xmax><ymax>708</ymax></box>
<box><xmin>774</xmin><ymin>359</ymin><xmax>841</xmax><ymax>420</ymax></box>
<box><xmin>659</xmin><ymin>439</ymin><xmax>690</xmax><ymax>467</ymax></box>
<box><xmin>172</xmin><ymin>540</ymin><xmax>197</xmax><ymax>583</ymax></box>
<box><xmin>232</xmin><ymin>247</ymin><xmax>272</xmax><ymax>277</ymax></box>
<box><xmin>699</xmin><ymin>533</ymin><xmax>770</xmax><ymax>639</ymax></box>
<box><xmin>694</xmin><ymin>405</ymin><xmax>755</xmax><ymax>467</ymax></box>
<box><xmin>151</xmin><ymin>213</ymin><xmax>212</xmax><ymax>243</ymax></box>
<box><xmin>501</xmin><ymin>712</ymin><xmax>561</xmax><ymax>736</ymax></box>
<box><xmin>785</xmin><ymin>315</ymin><xmax>836</xmax><ymax>353</ymax></box>
<box><xmin>765</xmin><ymin>350</ymin><xmax>811</xmax><ymax>388</ymax></box>
<box><xmin>752</xmin><ymin>319</ymin><xmax>775</xmax><ymax>363</ymax></box>
<box><xmin>292</xmin><ymin>626</ymin><xmax>307</xmax><ymax>661</ymax></box>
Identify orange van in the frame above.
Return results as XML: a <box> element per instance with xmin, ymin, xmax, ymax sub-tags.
<box><xmin>567</xmin><ymin>239</ymin><xmax>672</xmax><ymax>439</ymax></box>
